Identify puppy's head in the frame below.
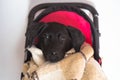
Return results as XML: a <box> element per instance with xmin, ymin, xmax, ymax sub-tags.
<box><xmin>35</xmin><ymin>22</ymin><xmax>85</xmax><ymax>62</ymax></box>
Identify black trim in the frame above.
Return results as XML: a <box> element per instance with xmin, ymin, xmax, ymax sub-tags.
<box><xmin>28</xmin><ymin>3</ymin><xmax>98</xmax><ymax>26</ymax></box>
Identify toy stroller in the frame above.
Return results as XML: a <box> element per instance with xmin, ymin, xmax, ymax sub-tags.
<box><xmin>21</xmin><ymin>1</ymin><xmax>103</xmax><ymax>80</ymax></box>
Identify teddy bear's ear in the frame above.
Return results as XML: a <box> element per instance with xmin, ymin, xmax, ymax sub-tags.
<box><xmin>66</xmin><ymin>26</ymin><xmax>85</xmax><ymax>52</ymax></box>
<box><xmin>25</xmin><ymin>22</ymin><xmax>47</xmax><ymax>48</ymax></box>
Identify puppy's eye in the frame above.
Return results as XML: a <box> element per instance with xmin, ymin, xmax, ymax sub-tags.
<box><xmin>43</xmin><ymin>33</ymin><xmax>50</xmax><ymax>39</ymax></box>
<box><xmin>58</xmin><ymin>34</ymin><xmax>66</xmax><ymax>41</ymax></box>
<box><xmin>60</xmin><ymin>36</ymin><xmax>65</xmax><ymax>41</ymax></box>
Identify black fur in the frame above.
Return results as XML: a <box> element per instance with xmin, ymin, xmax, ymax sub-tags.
<box><xmin>36</xmin><ymin>22</ymin><xmax>85</xmax><ymax>62</ymax></box>
<box><xmin>24</xmin><ymin>50</ymin><xmax>32</xmax><ymax>63</ymax></box>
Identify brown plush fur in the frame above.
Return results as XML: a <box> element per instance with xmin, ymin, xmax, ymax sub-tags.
<box><xmin>21</xmin><ymin>43</ymin><xmax>107</xmax><ymax>80</ymax></box>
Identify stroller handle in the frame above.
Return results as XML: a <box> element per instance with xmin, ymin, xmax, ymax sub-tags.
<box><xmin>28</xmin><ymin>3</ymin><xmax>99</xmax><ymax>27</ymax></box>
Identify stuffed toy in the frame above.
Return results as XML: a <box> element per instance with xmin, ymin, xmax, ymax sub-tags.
<box><xmin>21</xmin><ymin>43</ymin><xmax>107</xmax><ymax>80</ymax></box>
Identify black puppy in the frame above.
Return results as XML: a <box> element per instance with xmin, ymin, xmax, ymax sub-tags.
<box><xmin>34</xmin><ymin>22</ymin><xmax>85</xmax><ymax>62</ymax></box>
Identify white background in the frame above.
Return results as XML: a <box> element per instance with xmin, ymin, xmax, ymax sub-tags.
<box><xmin>0</xmin><ymin>0</ymin><xmax>120</xmax><ymax>80</ymax></box>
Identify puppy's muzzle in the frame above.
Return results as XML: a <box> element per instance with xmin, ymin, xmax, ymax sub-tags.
<box><xmin>44</xmin><ymin>51</ymin><xmax>64</xmax><ymax>62</ymax></box>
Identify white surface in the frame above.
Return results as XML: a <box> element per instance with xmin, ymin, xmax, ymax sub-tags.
<box><xmin>0</xmin><ymin>0</ymin><xmax>120</xmax><ymax>80</ymax></box>
<box><xmin>93</xmin><ymin>0</ymin><xmax>120</xmax><ymax>80</ymax></box>
<box><xmin>0</xmin><ymin>0</ymin><xmax>29</xmax><ymax>80</ymax></box>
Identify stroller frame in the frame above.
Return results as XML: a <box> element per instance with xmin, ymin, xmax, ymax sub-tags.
<box><xmin>25</xmin><ymin>3</ymin><xmax>101</xmax><ymax>65</ymax></box>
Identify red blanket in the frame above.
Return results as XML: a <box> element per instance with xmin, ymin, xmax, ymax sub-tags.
<box><xmin>40</xmin><ymin>11</ymin><xmax>92</xmax><ymax>45</ymax></box>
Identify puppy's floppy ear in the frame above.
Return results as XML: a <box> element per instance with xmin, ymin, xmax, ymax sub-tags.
<box><xmin>25</xmin><ymin>22</ymin><xmax>47</xmax><ymax>48</ymax></box>
<box><xmin>67</xmin><ymin>26</ymin><xmax>85</xmax><ymax>52</ymax></box>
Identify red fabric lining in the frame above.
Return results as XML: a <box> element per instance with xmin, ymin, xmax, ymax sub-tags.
<box><xmin>40</xmin><ymin>11</ymin><xmax>92</xmax><ymax>45</ymax></box>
